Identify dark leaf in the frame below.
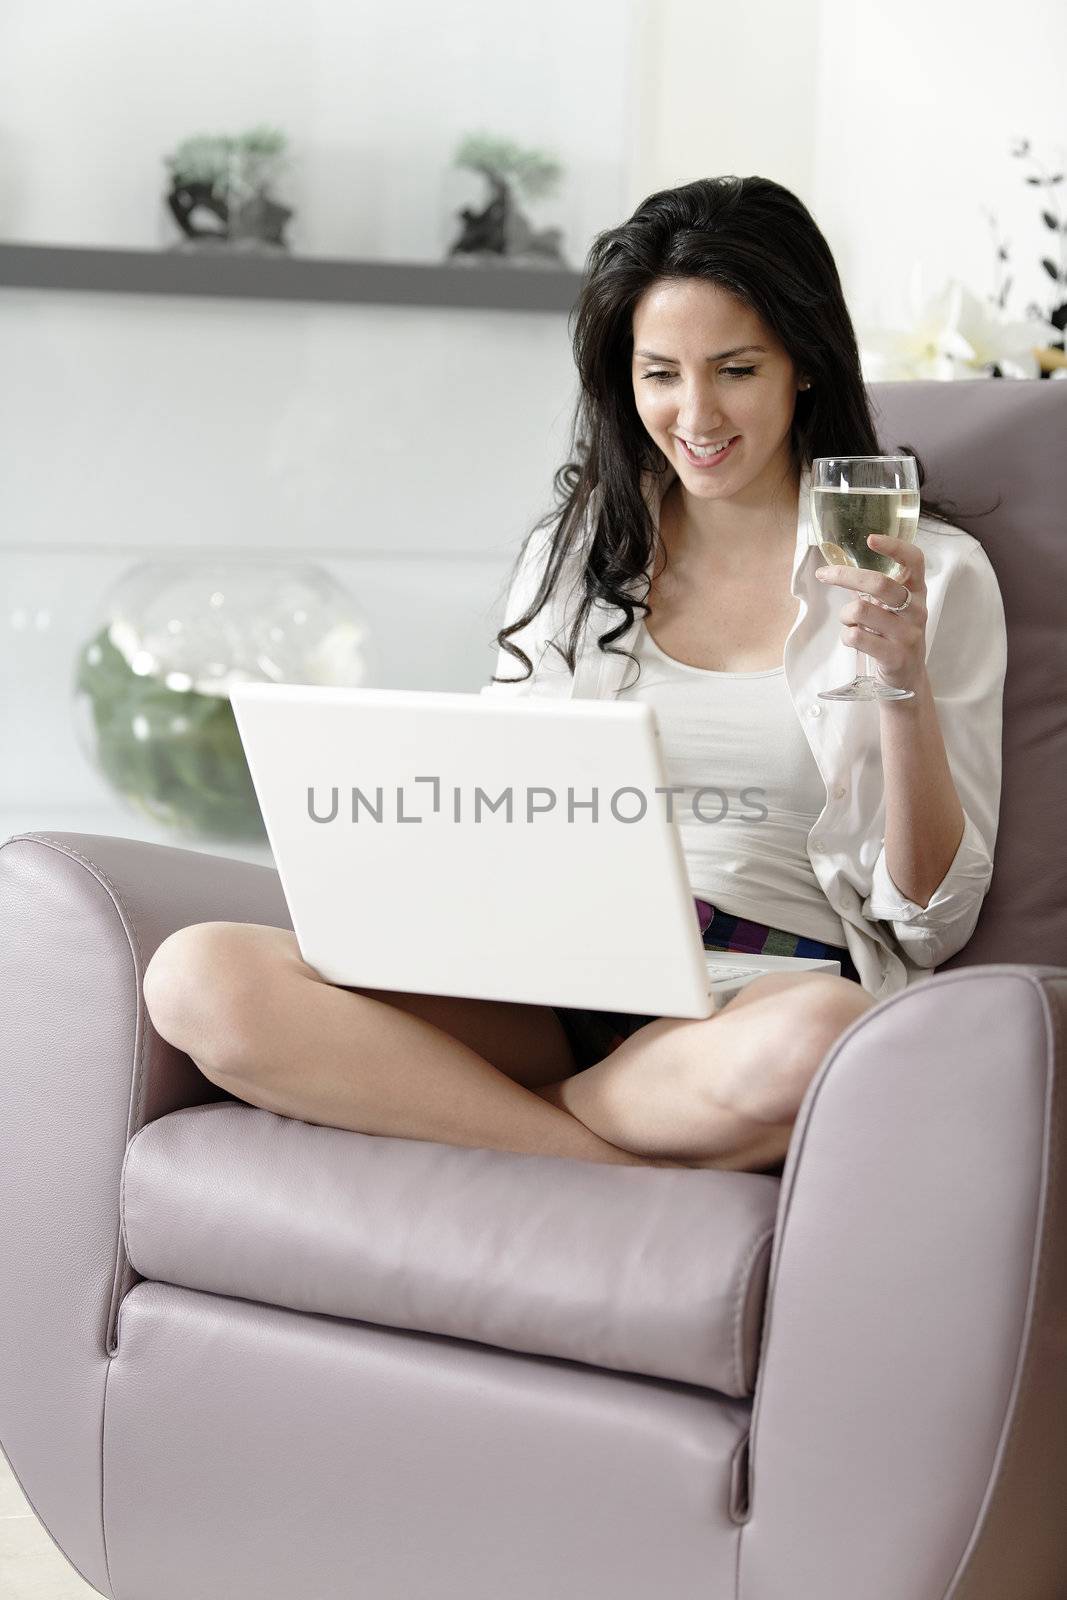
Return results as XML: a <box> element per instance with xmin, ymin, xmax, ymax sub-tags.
<box><xmin>998</xmin><ymin>245</ymin><xmax>1010</xmax><ymax>259</ymax></box>
<box><xmin>1000</xmin><ymin>276</ymin><xmax>1013</xmax><ymax>305</ymax></box>
<box><xmin>1041</xmin><ymin>257</ymin><xmax>1061</xmax><ymax>280</ymax></box>
<box><xmin>1025</xmin><ymin>175</ymin><xmax>1043</xmax><ymax>185</ymax></box>
<box><xmin>1051</xmin><ymin>174</ymin><xmax>1065</xmax><ymax>183</ymax></box>
<box><xmin>1042</xmin><ymin>210</ymin><xmax>1059</xmax><ymax>228</ymax></box>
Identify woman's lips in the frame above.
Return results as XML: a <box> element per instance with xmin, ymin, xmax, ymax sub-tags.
<box><xmin>677</xmin><ymin>435</ymin><xmax>740</xmax><ymax>468</ymax></box>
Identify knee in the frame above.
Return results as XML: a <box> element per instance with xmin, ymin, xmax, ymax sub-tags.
<box><xmin>775</xmin><ymin>975</ymin><xmax>873</xmax><ymax>1117</ymax></box>
<box><xmin>142</xmin><ymin>921</ymin><xmax>277</xmax><ymax>1076</ymax></box>
<box><xmin>797</xmin><ymin>969</ymin><xmax>873</xmax><ymax>1047</ymax></box>
<box><xmin>727</xmin><ymin>974</ymin><xmax>874</xmax><ymax>1125</ymax></box>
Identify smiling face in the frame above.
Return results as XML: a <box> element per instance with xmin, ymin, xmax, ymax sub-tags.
<box><xmin>631</xmin><ymin>277</ymin><xmax>807</xmax><ymax>508</ymax></box>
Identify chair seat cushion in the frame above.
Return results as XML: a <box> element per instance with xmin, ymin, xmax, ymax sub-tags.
<box><xmin>120</xmin><ymin>1102</ymin><xmax>780</xmax><ymax>1394</ymax></box>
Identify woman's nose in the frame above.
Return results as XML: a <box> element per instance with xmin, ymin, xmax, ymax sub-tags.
<box><xmin>675</xmin><ymin>386</ymin><xmax>728</xmax><ymax>430</ymax></box>
<box><xmin>677</xmin><ymin>409</ymin><xmax>729</xmax><ymax>434</ymax></box>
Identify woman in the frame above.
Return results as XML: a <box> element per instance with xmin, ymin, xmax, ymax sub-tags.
<box><xmin>142</xmin><ymin>176</ymin><xmax>1006</xmax><ymax>1176</ymax></box>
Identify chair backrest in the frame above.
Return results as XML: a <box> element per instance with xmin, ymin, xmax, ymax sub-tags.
<box><xmin>868</xmin><ymin>379</ymin><xmax>1067</xmax><ymax>970</ymax></box>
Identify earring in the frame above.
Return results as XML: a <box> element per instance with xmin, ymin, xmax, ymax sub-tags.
<box><xmin>800</xmin><ymin>380</ymin><xmax>812</xmax><ymax>390</ymax></box>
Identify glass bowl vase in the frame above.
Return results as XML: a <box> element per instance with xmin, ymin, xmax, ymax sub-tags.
<box><xmin>72</xmin><ymin>559</ymin><xmax>375</xmax><ymax>843</ymax></box>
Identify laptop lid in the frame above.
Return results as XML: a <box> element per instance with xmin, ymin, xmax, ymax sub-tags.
<box><xmin>229</xmin><ymin>683</ymin><xmax>715</xmax><ymax>1018</ymax></box>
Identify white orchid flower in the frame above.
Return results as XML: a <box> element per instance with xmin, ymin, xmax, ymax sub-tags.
<box><xmin>859</xmin><ymin>264</ymin><xmax>1059</xmax><ymax>381</ymax></box>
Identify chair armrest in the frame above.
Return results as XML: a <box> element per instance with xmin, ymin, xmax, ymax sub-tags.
<box><xmin>0</xmin><ymin>831</ymin><xmax>291</xmax><ymax>1590</ymax></box>
<box><xmin>738</xmin><ymin>964</ymin><xmax>1067</xmax><ymax>1600</ymax></box>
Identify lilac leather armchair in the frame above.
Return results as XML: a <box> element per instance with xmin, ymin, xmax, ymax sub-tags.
<box><xmin>2</xmin><ymin>379</ymin><xmax>1066</xmax><ymax>1599</ymax></box>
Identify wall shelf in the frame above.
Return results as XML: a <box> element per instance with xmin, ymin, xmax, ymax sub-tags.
<box><xmin>0</xmin><ymin>241</ymin><xmax>584</xmax><ymax>313</ymax></box>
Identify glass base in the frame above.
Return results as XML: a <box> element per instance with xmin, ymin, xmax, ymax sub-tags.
<box><xmin>818</xmin><ymin>675</ymin><xmax>914</xmax><ymax>702</ymax></box>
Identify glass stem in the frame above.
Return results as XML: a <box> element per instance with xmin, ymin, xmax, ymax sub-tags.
<box><xmin>857</xmin><ymin>648</ymin><xmax>873</xmax><ymax>682</ymax></box>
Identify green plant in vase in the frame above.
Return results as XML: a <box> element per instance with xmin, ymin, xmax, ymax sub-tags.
<box><xmin>72</xmin><ymin>562</ymin><xmax>374</xmax><ymax>843</ymax></box>
<box><xmin>74</xmin><ymin>626</ymin><xmax>267</xmax><ymax>840</ymax></box>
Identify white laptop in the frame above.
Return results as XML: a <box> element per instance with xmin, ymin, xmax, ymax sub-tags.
<box><xmin>228</xmin><ymin>684</ymin><xmax>840</xmax><ymax>1019</ymax></box>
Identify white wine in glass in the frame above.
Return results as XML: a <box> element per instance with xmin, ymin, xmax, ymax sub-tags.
<box><xmin>810</xmin><ymin>455</ymin><xmax>920</xmax><ymax>702</ymax></box>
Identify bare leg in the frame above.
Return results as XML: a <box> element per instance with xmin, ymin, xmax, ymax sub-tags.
<box><xmin>534</xmin><ymin>974</ymin><xmax>876</xmax><ymax>1171</ymax></box>
<box><xmin>142</xmin><ymin>923</ymin><xmax>690</xmax><ymax>1169</ymax></box>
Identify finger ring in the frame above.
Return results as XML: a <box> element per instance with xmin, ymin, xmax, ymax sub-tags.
<box><xmin>881</xmin><ymin>585</ymin><xmax>911</xmax><ymax>614</ymax></box>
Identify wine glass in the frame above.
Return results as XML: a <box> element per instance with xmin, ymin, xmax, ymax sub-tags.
<box><xmin>809</xmin><ymin>455</ymin><xmax>920</xmax><ymax>702</ymax></box>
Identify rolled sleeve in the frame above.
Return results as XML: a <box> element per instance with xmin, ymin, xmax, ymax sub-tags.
<box><xmin>864</xmin><ymin>810</ymin><xmax>996</xmax><ymax>967</ymax></box>
<box><xmin>861</xmin><ymin>541</ymin><xmax>1006</xmax><ymax>968</ymax></box>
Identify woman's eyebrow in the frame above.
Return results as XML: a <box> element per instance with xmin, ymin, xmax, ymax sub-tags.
<box><xmin>633</xmin><ymin>344</ymin><xmax>767</xmax><ymax>362</ymax></box>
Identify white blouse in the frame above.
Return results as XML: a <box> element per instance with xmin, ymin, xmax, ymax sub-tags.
<box><xmin>616</xmin><ymin>626</ymin><xmax>850</xmax><ymax>947</ymax></box>
<box><xmin>481</xmin><ymin>461</ymin><xmax>1007</xmax><ymax>1002</ymax></box>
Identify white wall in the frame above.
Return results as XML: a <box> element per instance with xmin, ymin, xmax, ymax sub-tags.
<box><xmin>0</xmin><ymin>0</ymin><xmax>639</xmax><ymax>850</ymax></box>
<box><xmin>812</xmin><ymin>0</ymin><xmax>1067</xmax><ymax>332</ymax></box>
<box><xmin>1</xmin><ymin>0</ymin><xmax>638</xmax><ymax>263</ymax></box>
<box><xmin>629</xmin><ymin>0</ymin><xmax>1067</xmax><ymax>333</ymax></box>
<box><xmin>628</xmin><ymin>0</ymin><xmax>819</xmax><ymax>214</ymax></box>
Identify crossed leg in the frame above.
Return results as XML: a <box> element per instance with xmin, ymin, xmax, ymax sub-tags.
<box><xmin>143</xmin><ymin>922</ymin><xmax>874</xmax><ymax>1175</ymax></box>
<box><xmin>535</xmin><ymin>973</ymin><xmax>876</xmax><ymax>1171</ymax></box>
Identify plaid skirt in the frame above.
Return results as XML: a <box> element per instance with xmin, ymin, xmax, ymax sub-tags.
<box><xmin>553</xmin><ymin>896</ymin><xmax>861</xmax><ymax>1072</ymax></box>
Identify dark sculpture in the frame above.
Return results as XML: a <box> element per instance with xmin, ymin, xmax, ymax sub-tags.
<box><xmin>447</xmin><ymin>134</ymin><xmax>568</xmax><ymax>269</ymax></box>
<box><xmin>163</xmin><ymin>127</ymin><xmax>292</xmax><ymax>251</ymax></box>
<box><xmin>167</xmin><ymin>181</ymin><xmax>292</xmax><ymax>249</ymax></box>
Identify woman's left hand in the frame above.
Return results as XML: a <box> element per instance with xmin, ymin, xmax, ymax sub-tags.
<box><xmin>815</xmin><ymin>534</ymin><xmax>928</xmax><ymax>695</ymax></box>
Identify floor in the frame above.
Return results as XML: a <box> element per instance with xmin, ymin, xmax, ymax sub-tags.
<box><xmin>0</xmin><ymin>1449</ymin><xmax>99</xmax><ymax>1598</ymax></box>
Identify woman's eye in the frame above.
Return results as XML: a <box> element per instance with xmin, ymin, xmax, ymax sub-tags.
<box><xmin>643</xmin><ymin>366</ymin><xmax>756</xmax><ymax>384</ymax></box>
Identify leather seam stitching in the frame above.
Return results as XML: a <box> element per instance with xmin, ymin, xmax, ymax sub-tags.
<box><xmin>939</xmin><ymin>977</ymin><xmax>1062</xmax><ymax>1598</ymax></box>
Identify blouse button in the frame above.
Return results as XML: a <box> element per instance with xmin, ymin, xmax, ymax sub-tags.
<box><xmin>808</xmin><ymin>703</ymin><xmax>823</xmax><ymax>718</ymax></box>
<box><xmin>832</xmin><ymin>783</ymin><xmax>847</xmax><ymax>799</ymax></box>
<box><xmin>810</xmin><ymin>836</ymin><xmax>824</xmax><ymax>853</ymax></box>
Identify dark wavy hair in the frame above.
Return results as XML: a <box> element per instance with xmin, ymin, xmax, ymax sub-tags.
<box><xmin>491</xmin><ymin>174</ymin><xmax>978</xmax><ymax>686</ymax></box>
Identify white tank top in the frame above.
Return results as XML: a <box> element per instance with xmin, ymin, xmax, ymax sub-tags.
<box><xmin>617</xmin><ymin>624</ymin><xmax>849</xmax><ymax>947</ymax></box>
